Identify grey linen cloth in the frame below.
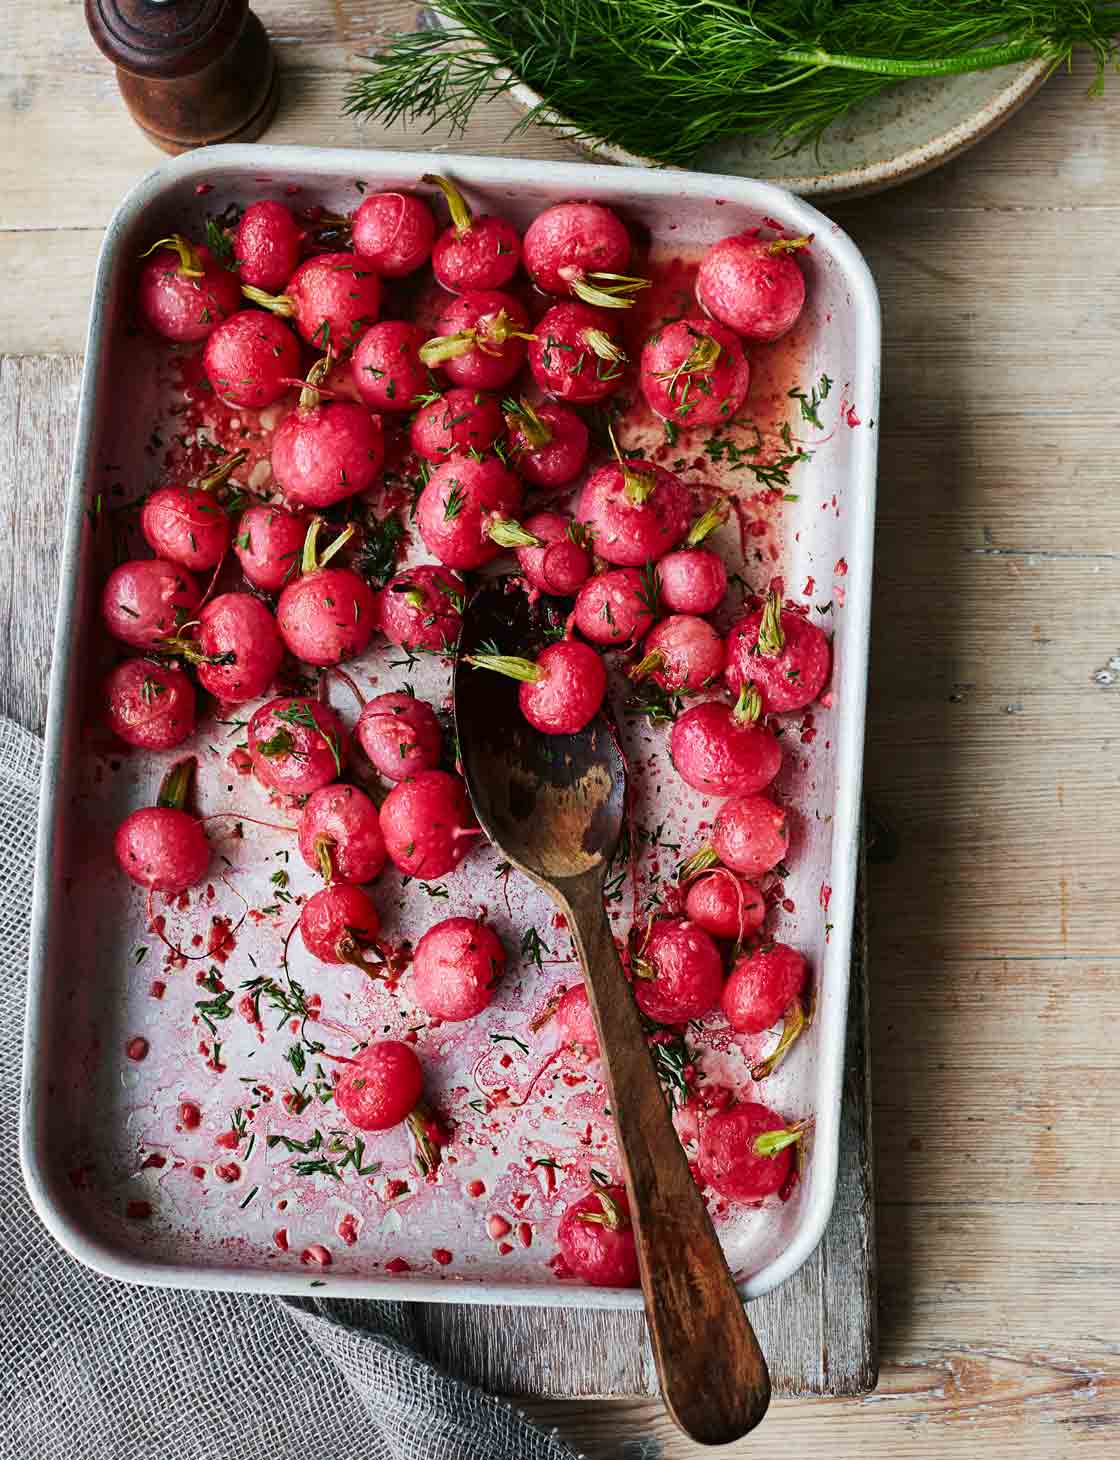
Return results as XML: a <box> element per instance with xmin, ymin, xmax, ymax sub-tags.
<box><xmin>1</xmin><ymin>717</ymin><xmax>581</xmax><ymax>1460</ymax></box>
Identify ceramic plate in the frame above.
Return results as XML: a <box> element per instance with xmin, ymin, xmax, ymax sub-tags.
<box><xmin>502</xmin><ymin>61</ymin><xmax>1050</xmax><ymax>198</ymax></box>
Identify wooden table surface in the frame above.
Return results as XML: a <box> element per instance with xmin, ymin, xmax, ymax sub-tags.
<box><xmin>5</xmin><ymin>3</ymin><xmax>1120</xmax><ymax>1456</ymax></box>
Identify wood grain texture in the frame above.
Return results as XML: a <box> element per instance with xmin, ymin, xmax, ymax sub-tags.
<box><xmin>5</xmin><ymin>0</ymin><xmax>1120</xmax><ymax>1449</ymax></box>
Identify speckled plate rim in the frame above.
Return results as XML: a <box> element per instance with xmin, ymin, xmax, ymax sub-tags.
<box><xmin>503</xmin><ymin>60</ymin><xmax>1051</xmax><ymax>199</ymax></box>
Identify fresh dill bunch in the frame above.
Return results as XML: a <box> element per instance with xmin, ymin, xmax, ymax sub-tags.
<box><xmin>344</xmin><ymin>1</ymin><xmax>1120</xmax><ymax>165</ymax></box>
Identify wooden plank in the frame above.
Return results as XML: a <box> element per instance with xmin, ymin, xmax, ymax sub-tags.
<box><xmin>0</xmin><ymin>353</ymin><xmax>877</xmax><ymax>1398</ymax></box>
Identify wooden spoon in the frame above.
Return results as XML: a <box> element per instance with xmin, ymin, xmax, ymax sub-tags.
<box><xmin>454</xmin><ymin>581</ymin><xmax>771</xmax><ymax>1445</ymax></box>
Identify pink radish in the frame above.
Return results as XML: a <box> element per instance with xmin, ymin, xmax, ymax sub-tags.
<box><xmin>576</xmin><ymin>449</ymin><xmax>690</xmax><ymax>566</ymax></box>
<box><xmin>233</xmin><ymin>503</ymin><xmax>307</xmax><ymax>592</ymax></box>
<box><xmin>516</xmin><ymin>513</ymin><xmax>592</xmax><ymax>596</ymax></box>
<box><xmin>411</xmin><ymin>915</ymin><xmax>506</xmax><ymax>1021</ymax></box>
<box><xmin>658</xmin><ymin>547</ymin><xmax>727</xmax><ymax>615</ymax></box>
<box><xmin>669</xmin><ymin>689</ymin><xmax>781</xmax><ymax>796</ymax></box>
<box><xmin>573</xmin><ymin>567</ymin><xmax>656</xmax><ymax>648</ymax></box>
<box><xmin>722</xmin><ymin>943</ymin><xmax>809</xmax><ymax>1079</ymax></box>
<box><xmin>276</xmin><ymin>519</ymin><xmax>377</xmax><ymax>666</ymax></box>
<box><xmin>335</xmin><ymin>1039</ymin><xmax>443</xmax><ymax>1174</ymax></box>
<box><xmin>300</xmin><ymin>883</ymin><xmax>381</xmax><ymax>968</ymax></box>
<box><xmin>352</xmin><ymin>320</ymin><xmax>429</xmax><ymax>412</ymax></box>
<box><xmin>101</xmin><ymin>560</ymin><xmax>200</xmax><ymax>650</ymax></box>
<box><xmin>271</xmin><ymin>357</ymin><xmax>384</xmax><ymax>509</ymax></box>
<box><xmin>410</xmin><ymin>387</ymin><xmax>504</xmax><ymax>462</ymax></box>
<box><xmin>243</xmin><ymin>251</ymin><xmax>381</xmax><ymax>353</ymax></box>
<box><xmin>503</xmin><ymin>397</ymin><xmax>589</xmax><ymax>489</ymax></box>
<box><xmin>379</xmin><ymin>769</ymin><xmax>478</xmax><ymax>878</ymax></box>
<box><xmin>557</xmin><ymin>1185</ymin><xmax>639</xmax><ymax>1287</ymax></box>
<box><xmin>351</xmin><ymin>191</ymin><xmax>436</xmax><ymax>276</ymax></box>
<box><xmin>630</xmin><ymin>917</ymin><xmax>724</xmax><ymax>1023</ymax></box>
<box><xmin>421</xmin><ymin>289</ymin><xmax>533</xmax><ymax>391</ymax></box>
<box><xmin>523</xmin><ymin>201</ymin><xmax>645</xmax><ymax>309</ymax></box>
<box><xmin>376</xmin><ymin>564</ymin><xmax>466</xmax><ymax>654</ymax></box>
<box><xmin>299</xmin><ymin>783</ymin><xmax>386</xmax><ymax>883</ymax></box>
<box><xmin>465</xmin><ymin>640</ymin><xmax>606</xmax><ymax>735</ymax></box>
<box><xmin>725</xmin><ymin>590</ymin><xmax>831</xmax><ymax>714</ymax></box>
<box><xmin>186</xmin><ymin>593</ymin><xmax>284</xmax><ymax>704</ymax></box>
<box><xmin>137</xmin><ymin>236</ymin><xmax>241</xmax><ymax>343</ymax></box>
<box><xmin>698</xmin><ymin>1102</ymin><xmax>807</xmax><ymax>1201</ymax></box>
<box><xmin>114</xmin><ymin>758</ymin><xmax>209</xmax><ymax>893</ymax></box>
<box><xmin>104</xmin><ymin>659</ymin><xmax>196</xmax><ymax>751</ymax></box>
<box><xmin>140</xmin><ymin>450</ymin><xmax>245</xmax><ymax>572</ymax></box>
<box><xmin>415</xmin><ymin>454</ymin><xmax>530</xmax><ymax>571</ymax></box>
<box><xmin>233</xmin><ymin>201</ymin><xmax>303</xmax><ymax>291</ymax></box>
<box><xmin>203</xmin><ymin>310</ymin><xmax>301</xmax><ymax>408</ymax></box>
<box><xmin>629</xmin><ymin>614</ymin><xmax>724</xmax><ymax>694</ymax></box>
<box><xmin>425</xmin><ymin>174</ymin><xmax>520</xmax><ymax>292</ymax></box>
<box><xmin>528</xmin><ymin>302</ymin><xmax>627</xmax><ymax>404</ymax></box>
<box><xmin>684</xmin><ymin>870</ymin><xmax>766</xmax><ymax>944</ymax></box>
<box><xmin>696</xmin><ymin>235</ymin><xmax>809</xmax><ymax>342</ymax></box>
<box><xmin>356</xmin><ymin>692</ymin><xmax>442</xmax><ymax>781</ymax></box>
<box><xmin>248</xmin><ymin>696</ymin><xmax>346</xmax><ymax>796</ymax></box>
<box><xmin>683</xmin><ymin>793</ymin><xmax>789</xmax><ymax>880</ymax></box>
<box><xmin>639</xmin><ymin>316</ymin><xmax>750</xmax><ymax>426</ymax></box>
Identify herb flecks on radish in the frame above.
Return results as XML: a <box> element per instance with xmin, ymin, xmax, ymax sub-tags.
<box><xmin>669</xmin><ymin>690</ymin><xmax>781</xmax><ymax>796</ymax></box>
<box><xmin>242</xmin><ymin>251</ymin><xmax>382</xmax><ymax>353</ymax></box>
<box><xmin>523</xmin><ymin>201</ymin><xmax>648</xmax><ymax>309</ymax></box>
<box><xmin>421</xmin><ymin>290</ymin><xmax>534</xmax><ymax>390</ymax></box>
<box><xmin>203</xmin><ymin>309</ymin><xmax>302</xmax><ymax>408</ymax></box>
<box><xmin>271</xmin><ymin>354</ymin><xmax>384</xmax><ymax>509</ymax></box>
<box><xmin>104</xmin><ymin>659</ymin><xmax>197</xmax><ymax>751</ymax></box>
<box><xmin>629</xmin><ymin>614</ymin><xmax>725</xmax><ymax>694</ymax></box>
<box><xmin>277</xmin><ymin>517</ymin><xmax>378</xmax><ymax>666</ymax></box>
<box><xmin>412</xmin><ymin>915</ymin><xmax>507</xmax><ymax>1021</ymax></box>
<box><xmin>416</xmin><ymin>454</ymin><xmax>529</xmax><ymax>570</ymax></box>
<box><xmin>114</xmin><ymin>756</ymin><xmax>210</xmax><ymax>894</ymax></box>
<box><xmin>249</xmin><ymin>697</ymin><xmax>346</xmax><ymax>796</ymax></box>
<box><xmin>466</xmin><ymin>639</ymin><xmax>607</xmax><ymax>735</ymax></box>
<box><xmin>641</xmin><ymin>317</ymin><xmax>750</xmax><ymax>426</ymax></box>
<box><xmin>410</xmin><ymin>387</ymin><xmax>504</xmax><ymax>462</ymax></box>
<box><xmin>352</xmin><ymin>191</ymin><xmax>436</xmax><ymax>277</ymax></box>
<box><xmin>699</xmin><ymin>1102</ymin><xmax>810</xmax><ymax>1202</ymax></box>
<box><xmin>528</xmin><ymin>302</ymin><xmax>628</xmax><ymax>404</ymax></box>
<box><xmin>503</xmin><ymin>397</ymin><xmax>589</xmax><ymax>489</ymax></box>
<box><xmin>376</xmin><ymin>564</ymin><xmax>467</xmax><ymax>654</ymax></box>
<box><xmin>299</xmin><ymin>783</ymin><xmax>387</xmax><ymax>884</ymax></box>
<box><xmin>424</xmin><ymin>173</ymin><xmax>521</xmax><ymax>292</ymax></box>
<box><xmin>557</xmin><ymin>1184</ymin><xmax>639</xmax><ymax>1287</ymax></box>
<box><xmin>234</xmin><ymin>201</ymin><xmax>303</xmax><ymax>292</ymax></box>
<box><xmin>352</xmin><ymin>320</ymin><xmax>430</xmax><ymax>412</ymax></box>
<box><xmin>138</xmin><ymin>236</ymin><xmax>241</xmax><ymax>342</ymax></box>
<box><xmin>697</xmin><ymin>234</ymin><xmax>809</xmax><ymax>342</ymax></box>
<box><xmin>300</xmin><ymin>883</ymin><xmax>383</xmax><ymax>971</ymax></box>
<box><xmin>234</xmin><ymin>504</ymin><xmax>307</xmax><ymax>591</ymax></box>
<box><xmin>357</xmin><ymin>692</ymin><xmax>442</xmax><ymax>781</ymax></box>
<box><xmin>725</xmin><ymin>588</ymin><xmax>831</xmax><ymax>713</ymax></box>
<box><xmin>380</xmin><ymin>769</ymin><xmax>479</xmax><ymax>878</ymax></box>
<box><xmin>140</xmin><ymin>450</ymin><xmax>245</xmax><ymax>572</ymax></box>
<box><xmin>101</xmin><ymin>560</ymin><xmax>200</xmax><ymax>650</ymax></box>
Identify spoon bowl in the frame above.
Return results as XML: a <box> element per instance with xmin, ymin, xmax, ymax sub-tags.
<box><xmin>454</xmin><ymin>579</ymin><xmax>771</xmax><ymax>1446</ymax></box>
<box><xmin>454</xmin><ymin>581</ymin><xmax>625</xmax><ymax>883</ymax></box>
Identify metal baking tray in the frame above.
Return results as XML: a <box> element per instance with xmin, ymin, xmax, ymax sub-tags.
<box><xmin>21</xmin><ymin>145</ymin><xmax>879</xmax><ymax>1309</ymax></box>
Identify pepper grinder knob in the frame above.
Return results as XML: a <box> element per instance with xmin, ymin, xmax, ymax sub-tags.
<box><xmin>85</xmin><ymin>0</ymin><xmax>279</xmax><ymax>154</ymax></box>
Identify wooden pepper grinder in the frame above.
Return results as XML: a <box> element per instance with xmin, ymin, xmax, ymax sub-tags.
<box><xmin>86</xmin><ymin>0</ymin><xmax>279</xmax><ymax>154</ymax></box>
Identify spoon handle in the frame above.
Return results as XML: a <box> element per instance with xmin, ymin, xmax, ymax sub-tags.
<box><xmin>563</xmin><ymin>875</ymin><xmax>771</xmax><ymax>1444</ymax></box>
